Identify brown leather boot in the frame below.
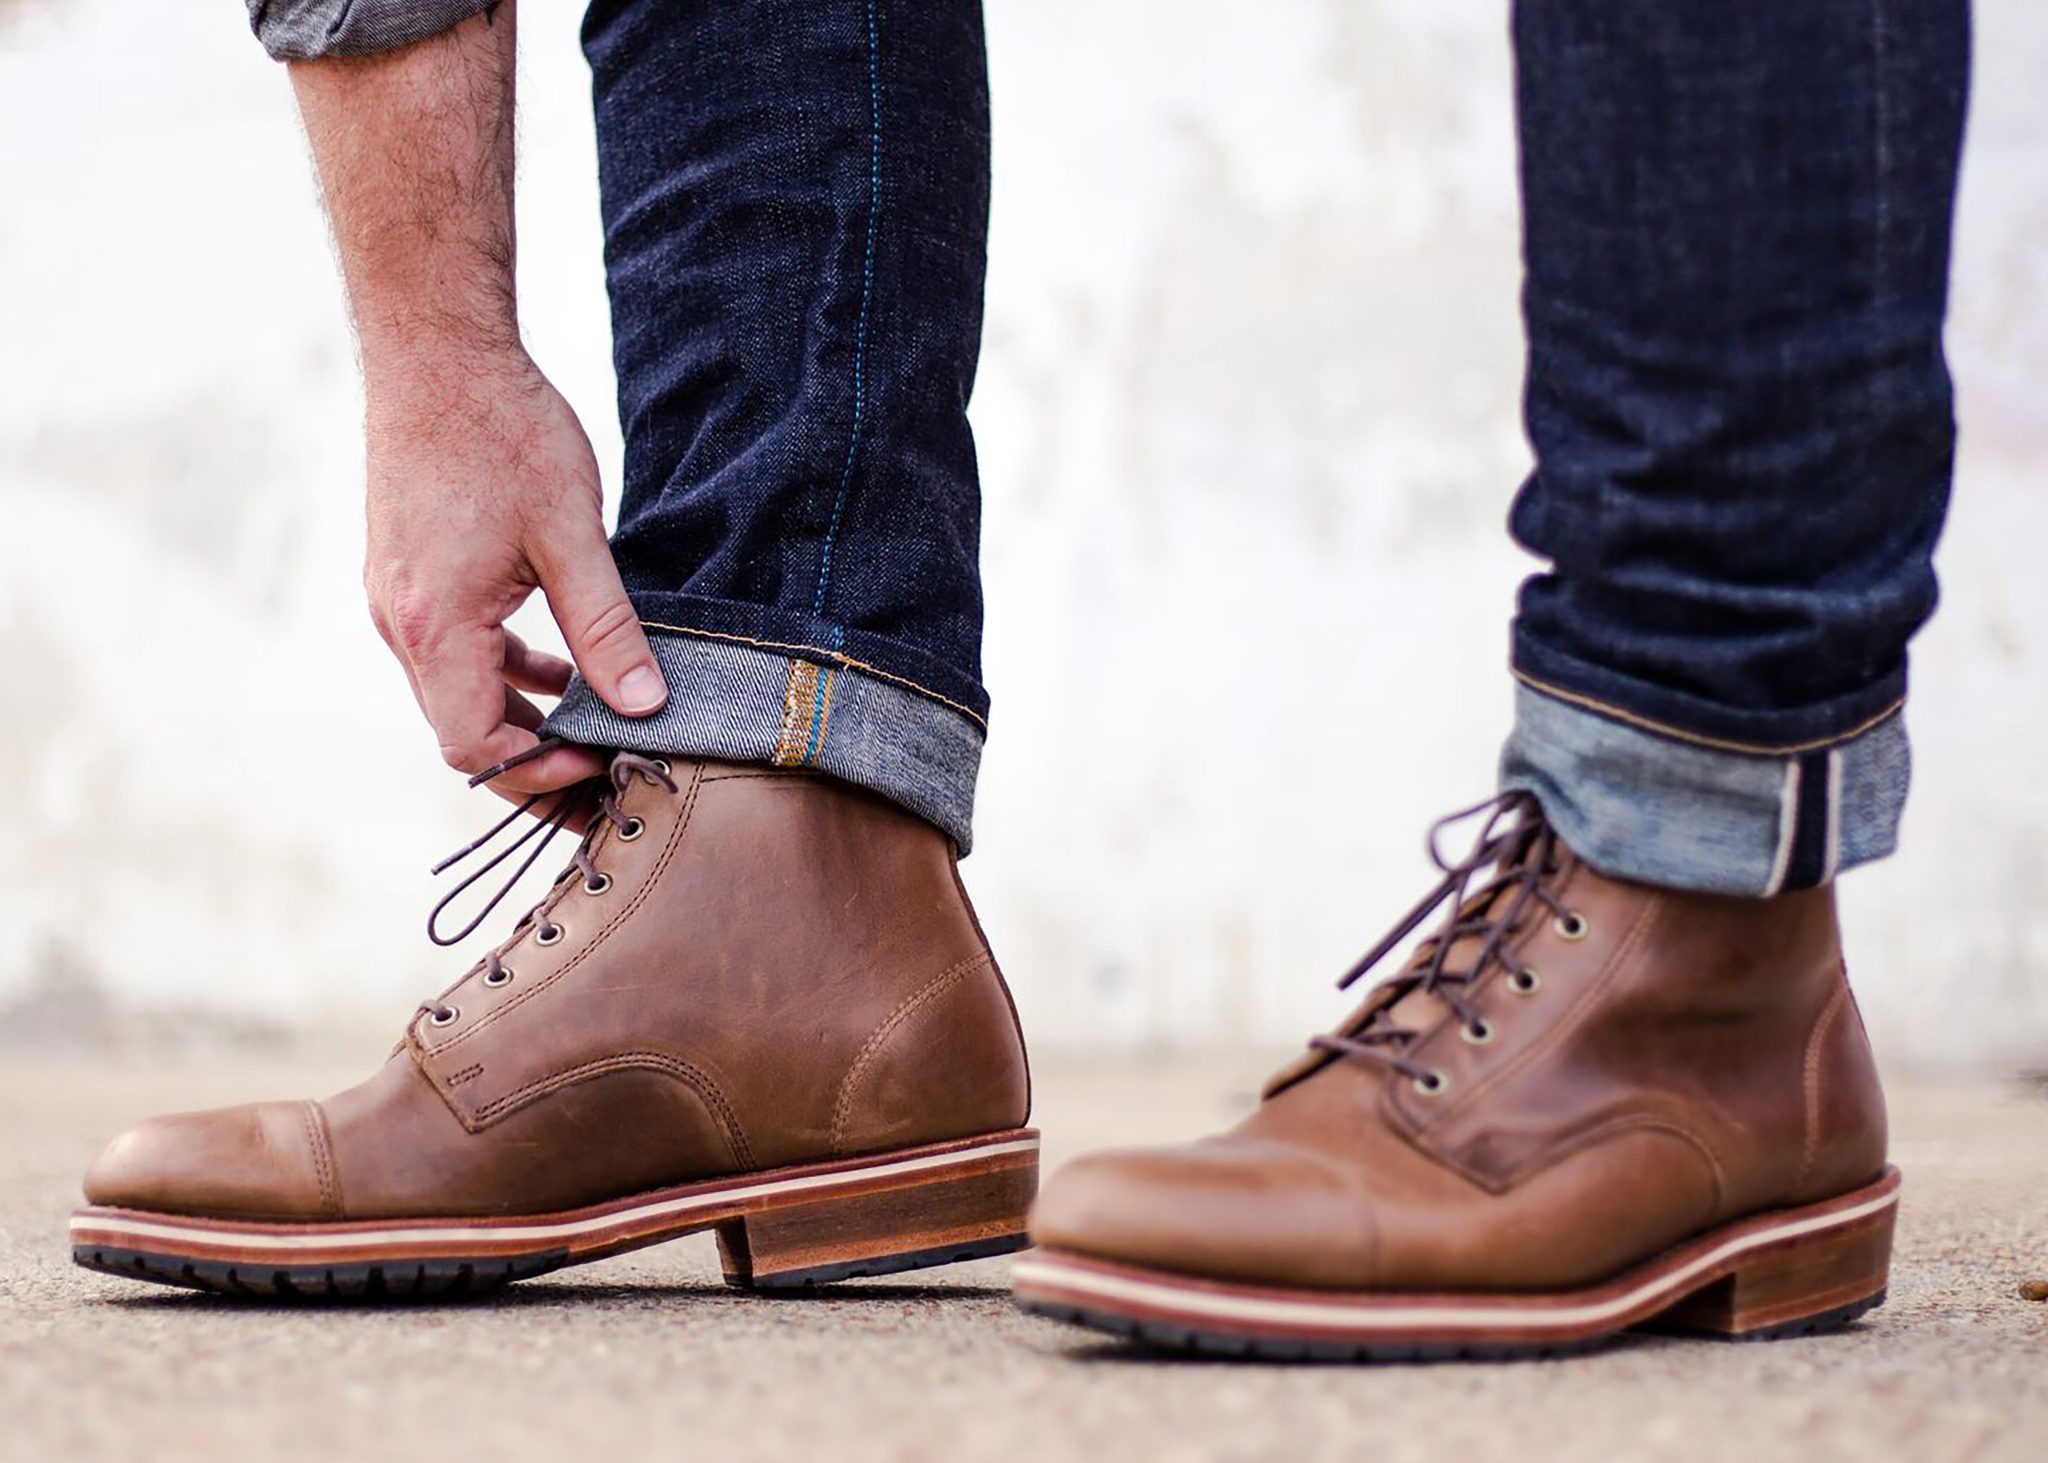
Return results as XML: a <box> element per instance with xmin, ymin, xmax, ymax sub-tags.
<box><xmin>1016</xmin><ymin>792</ymin><xmax>1895</xmax><ymax>1359</ymax></box>
<box><xmin>74</xmin><ymin>755</ymin><xmax>1035</xmax><ymax>1297</ymax></box>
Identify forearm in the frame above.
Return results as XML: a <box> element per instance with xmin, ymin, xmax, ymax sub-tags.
<box><xmin>279</xmin><ymin>0</ymin><xmax>663</xmax><ymax>781</ymax></box>
<box><xmin>288</xmin><ymin>2</ymin><xmax>521</xmax><ymax>408</ymax></box>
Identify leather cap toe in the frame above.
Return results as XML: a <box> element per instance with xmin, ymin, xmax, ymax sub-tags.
<box><xmin>1028</xmin><ymin>1137</ymin><xmax>1379</xmax><ymax>1288</ymax></box>
<box><xmin>83</xmin><ymin>1101</ymin><xmax>336</xmax><ymax>1220</ymax></box>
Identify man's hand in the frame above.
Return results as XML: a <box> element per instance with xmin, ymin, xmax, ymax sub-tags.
<box><xmin>287</xmin><ymin>2</ymin><xmax>665</xmax><ymax>800</ymax></box>
<box><xmin>364</xmin><ymin>351</ymin><xmax>665</xmax><ymax>798</ymax></box>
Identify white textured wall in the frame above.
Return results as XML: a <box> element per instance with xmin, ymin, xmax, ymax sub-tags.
<box><xmin>3</xmin><ymin>1</ymin><xmax>2046</xmax><ymax>1066</ymax></box>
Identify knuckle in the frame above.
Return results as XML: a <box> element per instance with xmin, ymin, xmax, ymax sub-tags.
<box><xmin>437</xmin><ymin>739</ymin><xmax>481</xmax><ymax>774</ymax></box>
<box><xmin>574</xmin><ymin>598</ymin><xmax>643</xmax><ymax>658</ymax></box>
<box><xmin>385</xmin><ymin>588</ymin><xmax>447</xmax><ymax>660</ymax></box>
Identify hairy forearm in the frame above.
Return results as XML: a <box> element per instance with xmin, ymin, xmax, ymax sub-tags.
<box><xmin>281</xmin><ymin>0</ymin><xmax>665</xmax><ymax>767</ymax></box>
<box><xmin>288</xmin><ymin>3</ymin><xmax>520</xmax><ymax>405</ymax></box>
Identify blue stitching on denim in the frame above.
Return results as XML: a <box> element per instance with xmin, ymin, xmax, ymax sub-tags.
<box><xmin>810</xmin><ymin>0</ymin><xmax>883</xmax><ymax>622</ymax></box>
<box><xmin>803</xmin><ymin>631</ymin><xmax>846</xmax><ymax>764</ymax></box>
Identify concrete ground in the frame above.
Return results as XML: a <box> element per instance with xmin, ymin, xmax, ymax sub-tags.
<box><xmin>2</xmin><ymin>1047</ymin><xmax>2044</xmax><ymax>1463</ymax></box>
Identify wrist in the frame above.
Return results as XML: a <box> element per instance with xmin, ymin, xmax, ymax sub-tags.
<box><xmin>361</xmin><ymin>338</ymin><xmax>536</xmax><ymax>423</ymax></box>
<box><xmin>357</xmin><ymin>304</ymin><xmax>525</xmax><ymax>378</ymax></box>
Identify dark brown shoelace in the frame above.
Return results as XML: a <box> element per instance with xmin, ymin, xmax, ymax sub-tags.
<box><xmin>416</xmin><ymin>741</ymin><xmax>677</xmax><ymax>1023</ymax></box>
<box><xmin>1309</xmin><ymin>790</ymin><xmax>1580</xmax><ymax>1087</ymax></box>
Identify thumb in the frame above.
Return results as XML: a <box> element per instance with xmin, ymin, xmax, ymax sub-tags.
<box><xmin>535</xmin><ymin>516</ymin><xmax>668</xmax><ymax>718</ymax></box>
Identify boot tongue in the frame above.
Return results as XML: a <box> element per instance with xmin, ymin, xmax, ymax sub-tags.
<box><xmin>1357</xmin><ymin>841</ymin><xmax>1537</xmax><ymax>1037</ymax></box>
<box><xmin>1377</xmin><ymin>983</ymin><xmax>1457</xmax><ymax>1038</ymax></box>
<box><xmin>1371</xmin><ymin>937</ymin><xmax>1475</xmax><ymax>1038</ymax></box>
<box><xmin>1262</xmin><ymin>793</ymin><xmax>1556</xmax><ymax>1100</ymax></box>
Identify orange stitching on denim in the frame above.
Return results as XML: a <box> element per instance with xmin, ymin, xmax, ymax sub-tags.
<box><xmin>638</xmin><ymin>619</ymin><xmax>988</xmax><ymax>731</ymax></box>
<box><xmin>1513</xmin><ymin>670</ymin><xmax>1904</xmax><ymax>757</ymax></box>
<box><xmin>774</xmin><ymin>660</ymin><xmax>822</xmax><ymax>766</ymax></box>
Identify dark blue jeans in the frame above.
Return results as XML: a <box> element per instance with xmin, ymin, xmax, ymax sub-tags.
<box><xmin>1500</xmin><ymin>0</ymin><xmax>1969</xmax><ymax>893</ymax></box>
<box><xmin>541</xmin><ymin>0</ymin><xmax>1971</xmax><ymax>892</ymax></box>
<box><xmin>544</xmin><ymin>0</ymin><xmax>994</xmax><ymax>848</ymax></box>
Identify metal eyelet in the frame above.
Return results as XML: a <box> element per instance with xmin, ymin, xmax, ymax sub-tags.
<box><xmin>1554</xmin><ymin>912</ymin><xmax>1590</xmax><ymax>941</ymax></box>
<box><xmin>1412</xmin><ymin>1070</ymin><xmax>1450</xmax><ymax>1097</ymax></box>
<box><xmin>1459</xmin><ymin>1019</ymin><xmax>1497</xmax><ymax>1046</ymax></box>
<box><xmin>583</xmin><ymin>873</ymin><xmax>612</xmax><ymax>896</ymax></box>
<box><xmin>428</xmin><ymin>1007</ymin><xmax>458</xmax><ymax>1027</ymax></box>
<box><xmin>1508</xmin><ymin>969</ymin><xmax>1542</xmax><ymax>996</ymax></box>
<box><xmin>652</xmin><ymin>758</ymin><xmax>671</xmax><ymax>776</ymax></box>
<box><xmin>534</xmin><ymin>922</ymin><xmax>565</xmax><ymax>947</ymax></box>
<box><xmin>482</xmin><ymin>966</ymin><xmax>513</xmax><ymax>988</ymax></box>
<box><xmin>617</xmin><ymin>817</ymin><xmax>646</xmax><ymax>842</ymax></box>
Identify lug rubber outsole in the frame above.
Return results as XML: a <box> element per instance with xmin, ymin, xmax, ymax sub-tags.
<box><xmin>1017</xmin><ymin>1288</ymin><xmax>1888</xmax><ymax>1363</ymax></box>
<box><xmin>1016</xmin><ymin>1296</ymin><xmax>1614</xmax><ymax>1362</ymax></box>
<box><xmin>71</xmin><ymin>1245</ymin><xmax>571</xmax><ymax>1300</ymax></box>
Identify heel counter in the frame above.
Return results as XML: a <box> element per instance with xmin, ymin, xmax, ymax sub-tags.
<box><xmin>829</xmin><ymin>950</ymin><xmax>1032</xmax><ymax>1155</ymax></box>
<box><xmin>1798</xmin><ymin>967</ymin><xmax>1889</xmax><ymax>1200</ymax></box>
<box><xmin>950</xmin><ymin>854</ymin><xmax>1031</xmax><ymax>1124</ymax></box>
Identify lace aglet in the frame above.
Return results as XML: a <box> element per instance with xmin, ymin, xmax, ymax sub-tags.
<box><xmin>467</xmin><ymin>736</ymin><xmax>568</xmax><ymax>789</ymax></box>
<box><xmin>429</xmin><ymin>846</ymin><xmax>475</xmax><ymax>877</ymax></box>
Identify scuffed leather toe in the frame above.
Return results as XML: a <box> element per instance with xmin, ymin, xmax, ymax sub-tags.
<box><xmin>83</xmin><ymin>1101</ymin><xmax>337</xmax><ymax>1220</ymax></box>
<box><xmin>1028</xmin><ymin>1136</ymin><xmax>1378</xmax><ymax>1288</ymax></box>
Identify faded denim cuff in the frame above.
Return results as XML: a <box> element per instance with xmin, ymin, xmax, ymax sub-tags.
<box><xmin>246</xmin><ymin>0</ymin><xmax>498</xmax><ymax>61</ymax></box>
<box><xmin>538</xmin><ymin>627</ymin><xmax>983</xmax><ymax>854</ymax></box>
<box><xmin>1500</xmin><ymin>683</ymin><xmax>1908</xmax><ymax>897</ymax></box>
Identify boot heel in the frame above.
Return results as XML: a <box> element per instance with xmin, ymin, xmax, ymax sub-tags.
<box><xmin>716</xmin><ymin>1134</ymin><xmax>1038</xmax><ymax>1290</ymax></box>
<box><xmin>1651</xmin><ymin>1190</ymin><xmax>1896</xmax><ymax>1340</ymax></box>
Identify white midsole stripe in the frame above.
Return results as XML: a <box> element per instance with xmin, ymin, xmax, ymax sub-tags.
<box><xmin>72</xmin><ymin>1136</ymin><xmax>1040</xmax><ymax>1255</ymax></box>
<box><xmin>1013</xmin><ymin>1186</ymin><xmax>1897</xmax><ymax>1333</ymax></box>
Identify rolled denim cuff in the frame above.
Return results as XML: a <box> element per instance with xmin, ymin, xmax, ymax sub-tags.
<box><xmin>1500</xmin><ymin>683</ymin><xmax>1908</xmax><ymax>897</ymax></box>
<box><xmin>246</xmin><ymin>0</ymin><xmax>498</xmax><ymax>61</ymax></box>
<box><xmin>537</xmin><ymin>627</ymin><xmax>983</xmax><ymax>854</ymax></box>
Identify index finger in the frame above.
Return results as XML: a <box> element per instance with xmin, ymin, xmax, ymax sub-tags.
<box><xmin>411</xmin><ymin>623</ymin><xmax>600</xmax><ymax>793</ymax></box>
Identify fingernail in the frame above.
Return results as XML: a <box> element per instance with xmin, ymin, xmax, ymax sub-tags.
<box><xmin>618</xmin><ymin>664</ymin><xmax>666</xmax><ymax>714</ymax></box>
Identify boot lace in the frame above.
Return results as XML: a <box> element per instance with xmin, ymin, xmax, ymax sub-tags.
<box><xmin>1309</xmin><ymin>790</ymin><xmax>1581</xmax><ymax>1088</ymax></box>
<box><xmin>414</xmin><ymin>739</ymin><xmax>677</xmax><ymax>1024</ymax></box>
